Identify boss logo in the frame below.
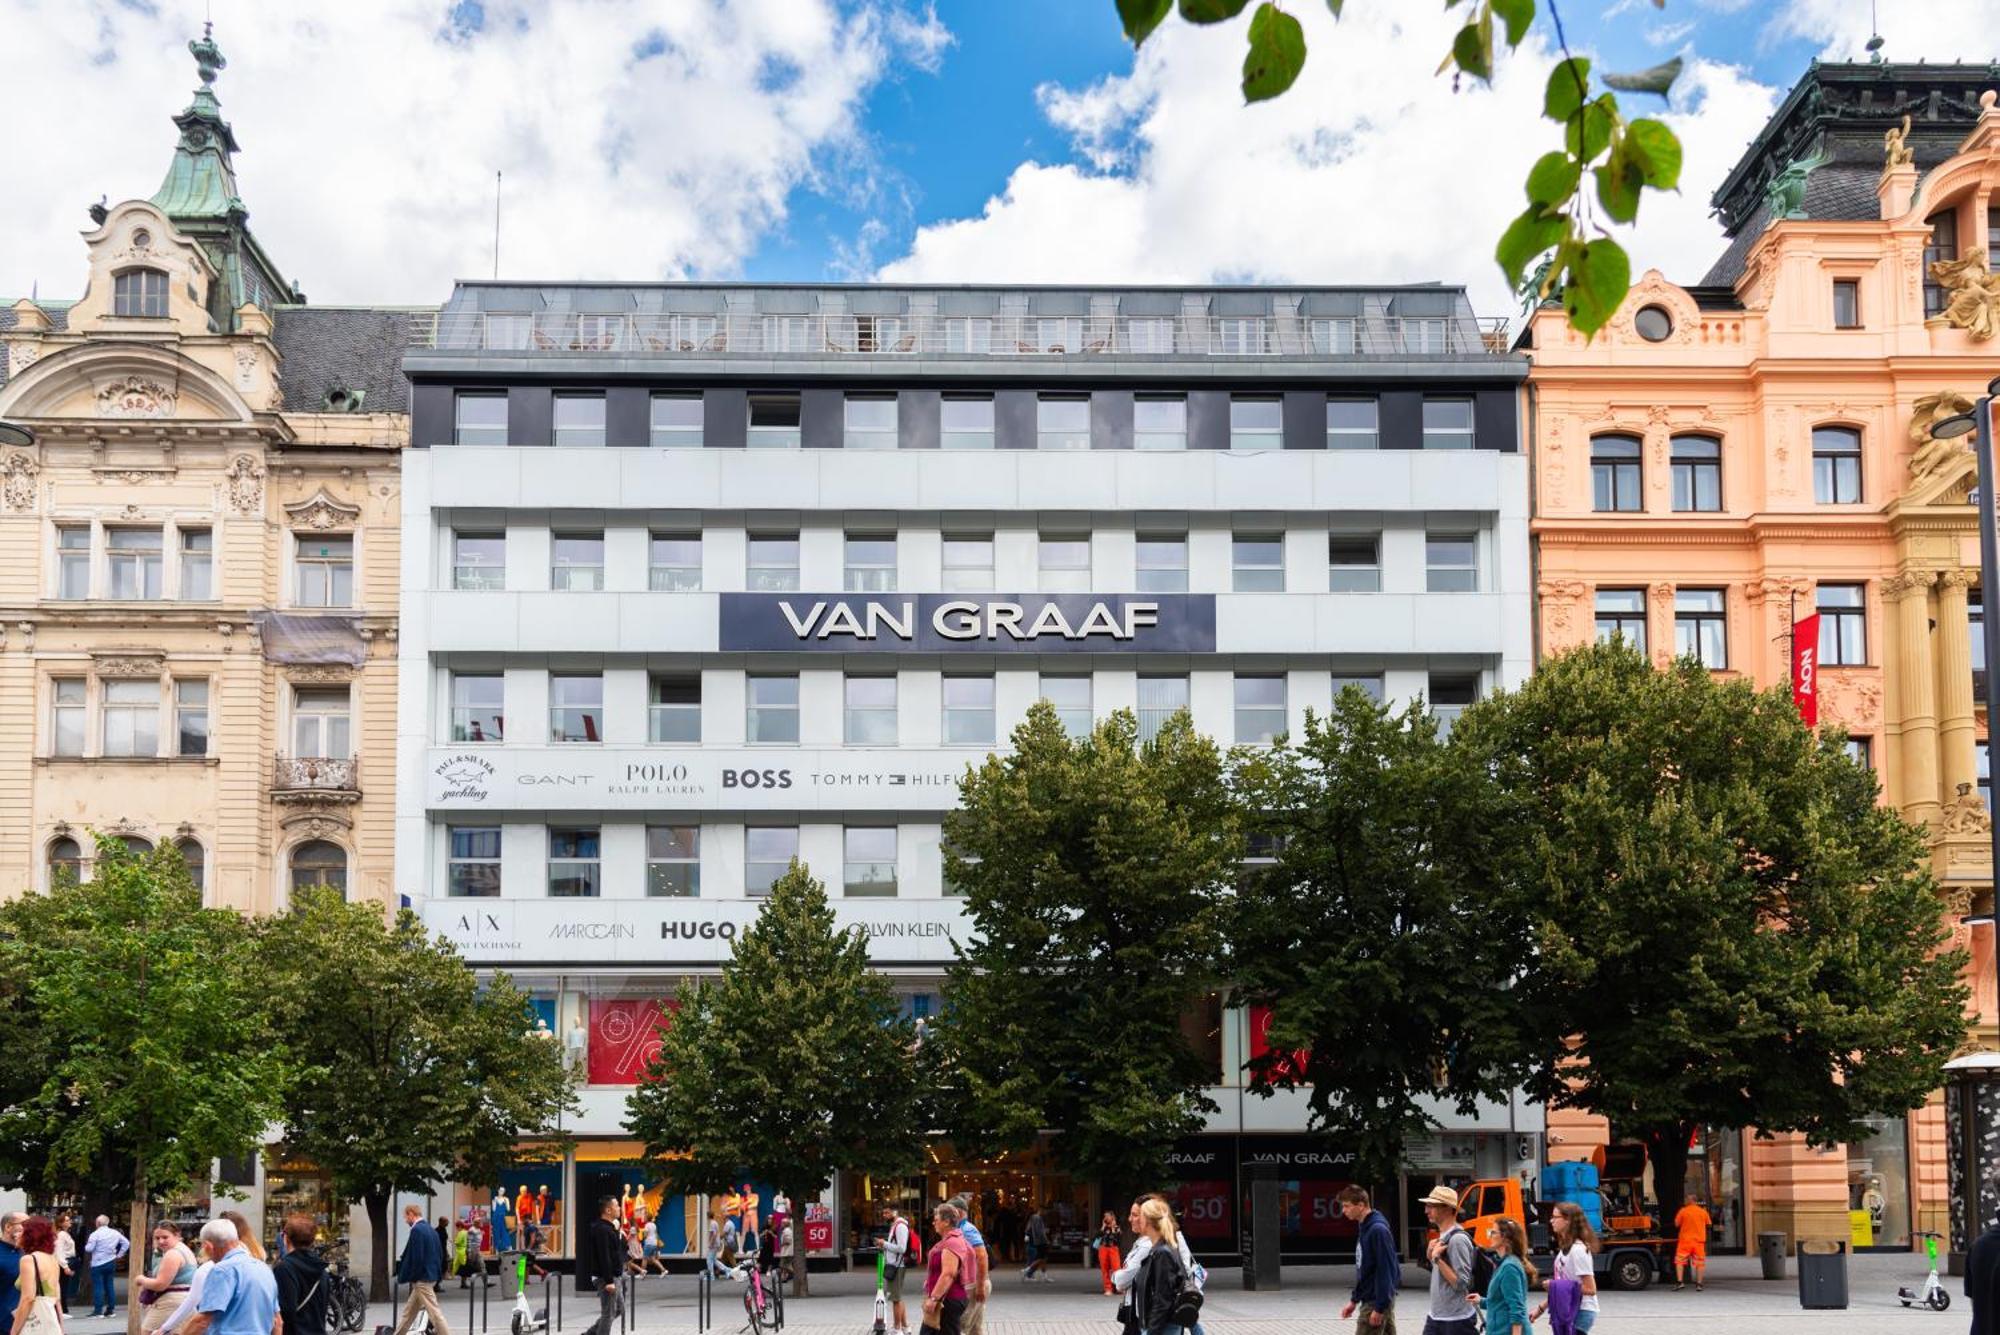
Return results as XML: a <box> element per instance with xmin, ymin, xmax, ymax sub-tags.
<box><xmin>722</xmin><ymin>768</ymin><xmax>793</xmax><ymax>789</ymax></box>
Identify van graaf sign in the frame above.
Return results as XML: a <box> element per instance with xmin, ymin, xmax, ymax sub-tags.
<box><xmin>422</xmin><ymin>898</ymin><xmax>969</xmax><ymax>964</ymax></box>
<box><xmin>720</xmin><ymin>593</ymin><xmax>1216</xmax><ymax>653</ymax></box>
<box><xmin>426</xmin><ymin>748</ymin><xmax>969</xmax><ymax>811</ymax></box>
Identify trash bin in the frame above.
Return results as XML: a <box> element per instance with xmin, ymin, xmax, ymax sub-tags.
<box><xmin>1757</xmin><ymin>1231</ymin><xmax>1787</xmax><ymax>1280</ymax></box>
<box><xmin>1798</xmin><ymin>1239</ymin><xmax>1849</xmax><ymax>1310</ymax></box>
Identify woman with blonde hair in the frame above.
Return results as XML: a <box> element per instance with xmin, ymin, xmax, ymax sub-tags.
<box><xmin>1131</xmin><ymin>1200</ymin><xmax>1189</xmax><ymax>1335</ymax></box>
<box><xmin>1534</xmin><ymin>1201</ymin><xmax>1600</xmax><ymax>1334</ymax></box>
<box><xmin>219</xmin><ymin>1210</ymin><xmax>265</xmax><ymax>1261</ymax></box>
<box><xmin>1484</xmin><ymin>1216</ymin><xmax>1536</xmax><ymax>1335</ymax></box>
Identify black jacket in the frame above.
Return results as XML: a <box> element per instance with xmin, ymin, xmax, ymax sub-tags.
<box><xmin>274</xmin><ymin>1249</ymin><xmax>332</xmax><ymax>1335</ymax></box>
<box><xmin>1971</xmin><ymin>1223</ymin><xmax>2000</xmax><ymax>1335</ymax></box>
<box><xmin>579</xmin><ymin>1218</ymin><xmax>625</xmax><ymax>1294</ymax></box>
<box><xmin>1135</xmin><ymin>1242</ymin><xmax>1186</xmax><ymax>1335</ymax></box>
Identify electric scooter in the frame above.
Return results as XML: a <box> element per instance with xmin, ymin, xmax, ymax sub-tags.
<box><xmin>511</xmin><ymin>1253</ymin><xmax>551</xmax><ymax>1335</ymax></box>
<box><xmin>870</xmin><ymin>1249</ymin><xmax>888</xmax><ymax>1335</ymax></box>
<box><xmin>1897</xmin><ymin>1232</ymin><xmax>1951</xmax><ymax>1311</ymax></box>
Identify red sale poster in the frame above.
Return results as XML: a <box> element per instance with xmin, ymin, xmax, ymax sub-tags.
<box><xmin>1247</xmin><ymin>1005</ymin><xmax>1311</xmax><ymax>1082</ymax></box>
<box><xmin>803</xmin><ymin>1220</ymin><xmax>834</xmax><ymax>1251</ymax></box>
<box><xmin>588</xmin><ymin>997</ymin><xmax>678</xmax><ymax>1085</ymax></box>
<box><xmin>1168</xmin><ymin>1180</ymin><xmax>1233</xmax><ymax>1239</ymax></box>
<box><xmin>1299</xmin><ymin>1179</ymin><xmax>1357</xmax><ymax>1239</ymax></box>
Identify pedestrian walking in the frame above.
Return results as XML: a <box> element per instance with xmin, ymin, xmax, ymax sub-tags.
<box><xmin>272</xmin><ymin>1215</ymin><xmax>332</xmax><ymax>1335</ymax></box>
<box><xmin>84</xmin><ymin>1214</ymin><xmax>130</xmax><ymax>1317</ymax></box>
<box><xmin>1971</xmin><ymin>1190</ymin><xmax>2000</xmax><ymax>1335</ymax></box>
<box><xmin>135</xmin><ymin>1220</ymin><xmax>198</xmax><ymax>1333</ymax></box>
<box><xmin>918</xmin><ymin>1205</ymin><xmax>970</xmax><ymax>1335</ymax></box>
<box><xmin>1094</xmin><ymin>1213</ymin><xmax>1120</xmax><ymax>1296</ymax></box>
<box><xmin>155</xmin><ymin>1231</ymin><xmax>215</xmax><ymax>1335</ymax></box>
<box><xmin>390</xmin><ymin>1204</ymin><xmax>450</xmax><ymax>1335</ymax></box>
<box><xmin>179</xmin><ymin>1218</ymin><xmax>278</xmax><ymax>1335</ymax></box>
<box><xmin>881</xmin><ymin>1206</ymin><xmax>913</xmax><ymax>1335</ymax></box>
<box><xmin>9</xmin><ymin>1218</ymin><xmax>63</xmax><ymax>1335</ymax></box>
<box><xmin>577</xmin><ymin>1198</ymin><xmax>624</xmax><ymax>1335</ymax></box>
<box><xmin>942</xmin><ymin>1201</ymin><xmax>988</xmax><ymax>1335</ymax></box>
<box><xmin>1672</xmin><ymin>1196</ymin><xmax>1711</xmax><ymax>1291</ymax></box>
<box><xmin>1110</xmin><ymin>1198</ymin><xmax>1204</xmax><ymax>1335</ymax></box>
<box><xmin>1130</xmin><ymin>1200</ymin><xmax>1190</xmax><ymax>1335</ymax></box>
<box><xmin>49</xmin><ymin>1216</ymin><xmax>74</xmax><ymax>1316</ymax></box>
<box><xmin>1336</xmin><ymin>1186</ymin><xmax>1397</xmax><ymax>1333</ymax></box>
<box><xmin>217</xmin><ymin>1213</ymin><xmax>264</xmax><ymax>1263</ymax></box>
<box><xmin>1020</xmin><ymin>1209</ymin><xmax>1048</xmax><ymax>1283</ymax></box>
<box><xmin>1533</xmin><ymin>1202</ymin><xmax>1599</xmax><ymax>1335</ymax></box>
<box><xmin>1418</xmin><ymin>1185</ymin><xmax>1475</xmax><ymax>1335</ymax></box>
<box><xmin>0</xmin><ymin>1215</ymin><xmax>23</xmax><ymax>1335</ymax></box>
<box><xmin>1482</xmin><ymin>1218</ymin><xmax>1535</xmax><ymax>1335</ymax></box>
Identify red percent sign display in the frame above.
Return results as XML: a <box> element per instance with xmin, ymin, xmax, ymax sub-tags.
<box><xmin>587</xmin><ymin>998</ymin><xmax>678</xmax><ymax>1085</ymax></box>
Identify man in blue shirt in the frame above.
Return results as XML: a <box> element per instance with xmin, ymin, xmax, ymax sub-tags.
<box><xmin>392</xmin><ymin>1204</ymin><xmax>451</xmax><ymax>1335</ymax></box>
<box><xmin>182</xmin><ymin>1218</ymin><xmax>278</xmax><ymax>1335</ymax></box>
<box><xmin>0</xmin><ymin>1212</ymin><xmax>26</xmax><ymax>1330</ymax></box>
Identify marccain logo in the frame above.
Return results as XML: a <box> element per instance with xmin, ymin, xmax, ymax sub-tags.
<box><xmin>434</xmin><ymin>753</ymin><xmax>496</xmax><ymax>801</ymax></box>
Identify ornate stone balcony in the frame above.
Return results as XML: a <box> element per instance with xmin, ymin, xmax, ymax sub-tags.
<box><xmin>272</xmin><ymin>756</ymin><xmax>360</xmax><ymax>805</ymax></box>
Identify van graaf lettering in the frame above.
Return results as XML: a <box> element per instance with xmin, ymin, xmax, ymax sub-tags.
<box><xmin>932</xmin><ymin>600</ymin><xmax>1157</xmax><ymax>641</ymax></box>
<box><xmin>780</xmin><ymin>600</ymin><xmax>917</xmax><ymax>641</ymax></box>
<box><xmin>660</xmin><ymin>921</ymin><xmax>739</xmax><ymax>941</ymax></box>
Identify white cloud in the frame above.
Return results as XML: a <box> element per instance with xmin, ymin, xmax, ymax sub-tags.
<box><xmin>1766</xmin><ymin>0</ymin><xmax>2000</xmax><ymax>59</ymax></box>
<box><xmin>1646</xmin><ymin>19</ymin><xmax>1697</xmax><ymax>48</ymax></box>
<box><xmin>1</xmin><ymin>0</ymin><xmax>949</xmax><ymax>305</ymax></box>
<box><xmin>879</xmin><ymin>6</ymin><xmax>1779</xmax><ymax>313</ymax></box>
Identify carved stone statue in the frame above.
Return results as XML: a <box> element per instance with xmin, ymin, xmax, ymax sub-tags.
<box><xmin>1884</xmin><ymin>113</ymin><xmax>1914</xmax><ymax>170</ymax></box>
<box><xmin>1763</xmin><ymin>144</ymin><xmax>1831</xmax><ymax>221</ymax></box>
<box><xmin>1908</xmin><ymin>390</ymin><xmax>1978</xmax><ymax>480</ymax></box>
<box><xmin>1929</xmin><ymin>249</ymin><xmax>2000</xmax><ymax>340</ymax></box>
<box><xmin>1940</xmin><ymin>782</ymin><xmax>1992</xmax><ymax>837</ymax></box>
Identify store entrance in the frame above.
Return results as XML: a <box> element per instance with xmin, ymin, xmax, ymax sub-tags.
<box><xmin>926</xmin><ymin>1142</ymin><xmax>1091</xmax><ymax>1266</ymax></box>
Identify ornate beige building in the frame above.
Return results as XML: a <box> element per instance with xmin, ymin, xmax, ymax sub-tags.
<box><xmin>0</xmin><ymin>27</ymin><xmax>413</xmax><ymax>912</ymax></box>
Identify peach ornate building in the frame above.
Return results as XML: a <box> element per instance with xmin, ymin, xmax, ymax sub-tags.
<box><xmin>1528</xmin><ymin>63</ymin><xmax>2000</xmax><ymax>1251</ymax></box>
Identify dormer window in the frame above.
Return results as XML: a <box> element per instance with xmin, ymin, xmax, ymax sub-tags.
<box><xmin>114</xmin><ymin>269</ymin><xmax>169</xmax><ymax>318</ymax></box>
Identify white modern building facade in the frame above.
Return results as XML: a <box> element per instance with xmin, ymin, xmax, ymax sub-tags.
<box><xmin>395</xmin><ymin>282</ymin><xmax>1535</xmax><ymax>1263</ymax></box>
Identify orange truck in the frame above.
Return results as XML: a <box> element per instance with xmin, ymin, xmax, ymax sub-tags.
<box><xmin>1453</xmin><ymin>1163</ymin><xmax>1679</xmax><ymax>1291</ymax></box>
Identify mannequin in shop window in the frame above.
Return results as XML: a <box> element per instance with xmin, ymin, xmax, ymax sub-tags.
<box><xmin>492</xmin><ymin>1192</ymin><xmax>513</xmax><ymax>1253</ymax></box>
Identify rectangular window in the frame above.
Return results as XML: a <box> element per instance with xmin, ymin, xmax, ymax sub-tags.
<box><xmin>942</xmin><ymin>535</ymin><xmax>994</xmax><ymax>592</ymax></box>
<box><xmin>454</xmin><ymin>392</ymin><xmax>508</xmax><ymax>446</ymax></box>
<box><xmin>56</xmin><ymin>525</ymin><xmax>91</xmax><ymax>599</ymax></box>
<box><xmin>1430</xmin><ymin>673</ymin><xmax>1479</xmax><ymax>738</ymax></box>
<box><xmin>844</xmin><ymin>534</ymin><xmax>897</xmax><ymax>593</ymax></box>
<box><xmin>942</xmin><ymin>676</ymin><xmax>996</xmax><ymax>745</ymax></box>
<box><xmin>1331</xmin><ymin>673</ymin><xmax>1385</xmax><ymax>703</ymax></box>
<box><xmin>747</xmin><ymin>674</ymin><xmax>799</xmax><ymax>744</ymax></box>
<box><xmin>549</xmin><ymin>674</ymin><xmax>604</xmax><ymax>743</ymax></box>
<box><xmin>844</xmin><ymin>394</ymin><xmax>898</xmax><ymax>450</ymax></box>
<box><xmin>1216</xmin><ymin>317</ymin><xmax>1268</xmax><ymax>354</ymax></box>
<box><xmin>1310</xmin><ymin>318</ymin><xmax>1357</xmax><ymax>354</ymax></box>
<box><xmin>1422</xmin><ymin>397</ymin><xmax>1475</xmax><ymax>450</ymax></box>
<box><xmin>101</xmin><ymin>678</ymin><xmax>160</xmax><ymax>757</ymax></box>
<box><xmin>1039</xmin><ymin>674</ymin><xmax>1092</xmax><ymax>738</ymax></box>
<box><xmin>844</xmin><ymin>675</ymin><xmax>898</xmax><ymax>746</ymax></box>
<box><xmin>1328</xmin><ymin>535</ymin><xmax>1381</xmax><ymax>592</ymax></box>
<box><xmin>1137</xmin><ymin>675</ymin><xmax>1189</xmax><ymax>745</ymax></box>
<box><xmin>1674</xmin><ymin>588</ymin><xmax>1728</xmax><ymax>668</ymax></box>
<box><xmin>484</xmin><ymin>314</ymin><xmax>532</xmax><ymax>350</ymax></box>
<box><xmin>175</xmin><ymin>678</ymin><xmax>209</xmax><ymax>757</ymax></box>
<box><xmin>648</xmin><ymin>674</ymin><xmax>701</xmax><ymax>743</ymax></box>
<box><xmin>1327</xmin><ymin>399</ymin><xmax>1378</xmax><ymax>450</ymax></box>
<box><xmin>856</xmin><ymin>314</ymin><xmax>905</xmax><ymax>352</ymax></box>
<box><xmin>1425</xmin><ymin>533</ymin><xmax>1477</xmax><ymax>592</ymax></box>
<box><xmin>113</xmin><ymin>269</ymin><xmax>169</xmax><ymax>317</ymax></box>
<box><xmin>748</xmin><ymin>393</ymin><xmax>803</xmax><ymax>448</ymax></box>
<box><xmin>1037</xmin><ymin>395</ymin><xmax>1091</xmax><ymax>450</ymax></box>
<box><xmin>293</xmin><ymin>687</ymin><xmax>352</xmax><ymax>759</ymax></box>
<box><xmin>1925</xmin><ymin>211</ymin><xmax>1959</xmax><ymax>317</ymax></box>
<box><xmin>547</xmin><ymin>827</ymin><xmax>601</xmax><ymax>898</ymax></box>
<box><xmin>1595</xmin><ymin>588</ymin><xmax>1647</xmax><ymax>652</ymax></box>
<box><xmin>448</xmin><ymin>826</ymin><xmax>502</xmax><ymax>897</ymax></box>
<box><xmin>944</xmin><ymin>318</ymin><xmax>992</xmax><ymax>354</ymax></box>
<box><xmin>941</xmin><ymin>395</ymin><xmax>995</xmax><ymax>450</ymax></box>
<box><xmin>451</xmin><ymin>673</ymin><xmax>504</xmax><ymax>743</ymax></box>
<box><xmin>1233</xmin><ymin>535</ymin><xmax>1285</xmax><ymax>592</ymax></box>
<box><xmin>1974</xmin><ymin>588</ymin><xmax>1987</xmax><ymax>701</ymax></box>
<box><xmin>649</xmin><ymin>394</ymin><xmax>703</xmax><ymax>448</ymax></box>
<box><xmin>1134</xmin><ymin>395</ymin><xmax>1187</xmax><ymax>451</ymax></box>
<box><xmin>1402</xmin><ymin>318</ymin><xmax>1449</xmax><ymax>354</ymax></box>
<box><xmin>1040</xmin><ymin>535</ymin><xmax>1091</xmax><ymax>592</ymax></box>
<box><xmin>1591</xmin><ymin>435</ymin><xmax>1643</xmax><ymax>512</ymax></box>
<box><xmin>1671</xmin><ymin>437</ymin><xmax>1722</xmax><ymax>513</ymax></box>
<box><xmin>1034</xmin><ymin>317</ymin><xmax>1083</xmax><ymax>353</ymax></box>
<box><xmin>1124</xmin><ymin>318</ymin><xmax>1177</xmax><ymax>353</ymax></box>
<box><xmin>1229</xmin><ymin>396</ymin><xmax>1283</xmax><ymax>451</ymax></box>
<box><xmin>1845</xmin><ymin>736</ymin><xmax>1873</xmax><ymax>769</ymax></box>
<box><xmin>649</xmin><ymin>532</ymin><xmax>701</xmax><ymax>591</ymax></box>
<box><xmin>1983</xmin><ymin>741</ymin><xmax>1993</xmax><ymax>813</ymax></box>
<box><xmin>453</xmin><ymin>532</ymin><xmax>505</xmax><ymax>590</ymax></box>
<box><xmin>760</xmin><ymin>316</ymin><xmax>812</xmax><ymax>353</ymax></box>
<box><xmin>1136</xmin><ymin>535</ymin><xmax>1188</xmax><ymax>593</ymax></box>
<box><xmin>574</xmin><ymin>315</ymin><xmax>624</xmax><ymax>352</ymax></box>
<box><xmin>52</xmin><ymin>678</ymin><xmax>86</xmax><ymax>757</ymax></box>
<box><xmin>745</xmin><ymin>826</ymin><xmax>798</xmax><ymax>898</ymax></box>
<box><xmin>747</xmin><ymin>534</ymin><xmax>800</xmax><ymax>592</ymax></box>
<box><xmin>107</xmin><ymin>527</ymin><xmax>164</xmax><ymax>600</ymax></box>
<box><xmin>295</xmin><ymin>534</ymin><xmax>354</xmax><ymax>607</ymax></box>
<box><xmin>550</xmin><ymin>532</ymin><xmax>604</xmax><ymax>591</ymax></box>
<box><xmin>1832</xmin><ymin>279</ymin><xmax>1861</xmax><ymax>329</ymax></box>
<box><xmin>1818</xmin><ymin>583</ymin><xmax>1867</xmax><ymax>665</ymax></box>
<box><xmin>1234</xmin><ymin>675</ymin><xmax>1287</xmax><ymax>745</ymax></box>
<box><xmin>844</xmin><ymin>826</ymin><xmax>899</xmax><ymax>897</ymax></box>
<box><xmin>646</xmin><ymin>825</ymin><xmax>700</xmax><ymax>897</ymax></box>
<box><xmin>179</xmin><ymin>529</ymin><xmax>213</xmax><ymax>600</ymax></box>
<box><xmin>552</xmin><ymin>394</ymin><xmax>606</xmax><ymax>447</ymax></box>
<box><xmin>1813</xmin><ymin>427</ymin><xmax>1862</xmax><ymax>505</ymax></box>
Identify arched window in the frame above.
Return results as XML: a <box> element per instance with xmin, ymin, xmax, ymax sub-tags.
<box><xmin>1590</xmin><ymin>434</ymin><xmax>1643</xmax><ymax>512</ymax></box>
<box><xmin>175</xmin><ymin>838</ymin><xmax>205</xmax><ymax>892</ymax></box>
<box><xmin>119</xmin><ymin>836</ymin><xmax>154</xmax><ymax>855</ymax></box>
<box><xmin>1812</xmin><ymin>426</ymin><xmax>1862</xmax><ymax>505</ymax></box>
<box><xmin>289</xmin><ymin>841</ymin><xmax>348</xmax><ymax>896</ymax></box>
<box><xmin>113</xmin><ymin>269</ymin><xmax>169</xmax><ymax>318</ymax></box>
<box><xmin>47</xmin><ymin>838</ymin><xmax>83</xmax><ymax>885</ymax></box>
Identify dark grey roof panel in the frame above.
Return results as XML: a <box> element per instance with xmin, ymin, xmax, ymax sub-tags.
<box><xmin>1117</xmin><ymin>292</ymin><xmax>1180</xmax><ymax>316</ymax></box>
<box><xmin>271</xmin><ymin>306</ymin><xmax>416</xmax><ymax>414</ymax></box>
<box><xmin>938</xmin><ymin>291</ymin><xmax>1000</xmax><ymax>316</ymax></box>
<box><xmin>473</xmin><ymin>287</ymin><xmax>548</xmax><ymax>312</ymax></box>
<box><xmin>573</xmin><ymin>290</ymin><xmax>636</xmax><ymax>314</ymax></box>
<box><xmin>1211</xmin><ymin>292</ymin><xmax>1271</xmax><ymax>316</ymax></box>
<box><xmin>1301</xmin><ymin>292</ymin><xmax>1364</xmax><ymax>316</ymax></box>
<box><xmin>1028</xmin><ymin>292</ymin><xmax>1091</xmax><ymax>316</ymax></box>
<box><xmin>847</xmin><ymin>291</ymin><xmax>908</xmax><ymax>315</ymax></box>
<box><xmin>754</xmin><ymin>290</ymin><xmax>818</xmax><ymax>315</ymax></box>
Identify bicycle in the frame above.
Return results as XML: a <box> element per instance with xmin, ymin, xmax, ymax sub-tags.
<box><xmin>1897</xmin><ymin>1231</ymin><xmax>1950</xmax><ymax>1311</ymax></box>
<box><xmin>728</xmin><ymin>1254</ymin><xmax>782</xmax><ymax>1335</ymax></box>
<box><xmin>320</xmin><ymin>1241</ymin><xmax>369</xmax><ymax>1335</ymax></box>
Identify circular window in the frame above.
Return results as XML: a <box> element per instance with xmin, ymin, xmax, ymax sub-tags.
<box><xmin>1634</xmin><ymin>305</ymin><xmax>1673</xmax><ymax>342</ymax></box>
<box><xmin>131</xmin><ymin>228</ymin><xmax>152</xmax><ymax>248</ymax></box>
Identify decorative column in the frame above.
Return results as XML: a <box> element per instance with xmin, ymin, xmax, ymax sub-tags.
<box><xmin>1937</xmin><ymin>570</ymin><xmax>1981</xmax><ymax>808</ymax></box>
<box><xmin>1888</xmin><ymin>571</ymin><xmax>1943</xmax><ymax>830</ymax></box>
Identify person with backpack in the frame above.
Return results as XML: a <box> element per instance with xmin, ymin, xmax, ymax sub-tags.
<box><xmin>1418</xmin><ymin>1186</ymin><xmax>1475</xmax><ymax>1335</ymax></box>
<box><xmin>1337</xmin><ymin>1186</ymin><xmax>1398</xmax><ymax>1332</ymax></box>
<box><xmin>271</xmin><ymin>1216</ymin><xmax>331</xmax><ymax>1335</ymax></box>
<box><xmin>1131</xmin><ymin>1200</ymin><xmax>1198</xmax><ymax>1335</ymax></box>
<box><xmin>1110</xmin><ymin>1198</ymin><xmax>1204</xmax><ymax>1335</ymax></box>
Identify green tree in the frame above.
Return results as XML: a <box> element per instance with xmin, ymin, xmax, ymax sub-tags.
<box><xmin>626</xmin><ymin>863</ymin><xmax>920</xmax><ymax>1297</ymax></box>
<box><xmin>937</xmin><ymin>703</ymin><xmax>1239</xmax><ymax>1193</ymax></box>
<box><xmin>263</xmin><ymin>888</ymin><xmax>575</xmax><ymax>1299</ymax></box>
<box><xmin>0</xmin><ymin>838</ymin><xmax>289</xmax><ymax>1335</ymax></box>
<box><xmin>1230</xmin><ymin>688</ymin><xmax>1538</xmax><ymax>1183</ymax></box>
<box><xmin>1112</xmin><ymin>0</ymin><xmax>1684</xmax><ymax>334</ymax></box>
<box><xmin>1451</xmin><ymin>641</ymin><xmax>1971</xmax><ymax>1213</ymax></box>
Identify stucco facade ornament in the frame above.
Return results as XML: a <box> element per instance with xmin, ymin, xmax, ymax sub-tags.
<box><xmin>1910</xmin><ymin>391</ymin><xmax>1979</xmax><ymax>479</ymax></box>
<box><xmin>1818</xmin><ymin>672</ymin><xmax>1883</xmax><ymax>728</ymax></box>
<box><xmin>283</xmin><ymin>489</ymin><xmax>361</xmax><ymax>531</ymax></box>
<box><xmin>1929</xmin><ymin>250</ymin><xmax>2000</xmax><ymax>341</ymax></box>
<box><xmin>1940</xmin><ymin>783</ymin><xmax>1993</xmax><ymax>837</ymax></box>
<box><xmin>224</xmin><ymin>453</ymin><xmax>264</xmax><ymax>514</ymax></box>
<box><xmin>279</xmin><ymin>808</ymin><xmax>353</xmax><ymax>836</ymax></box>
<box><xmin>92</xmin><ymin>655</ymin><xmax>164</xmax><ymax>678</ymax></box>
<box><xmin>7</xmin><ymin>342</ymin><xmax>40</xmax><ymax>377</ymax></box>
<box><xmin>94</xmin><ymin>375</ymin><xmax>178</xmax><ymax>419</ymax></box>
<box><xmin>1537</xmin><ymin>580</ymin><xmax>1588</xmax><ymax>638</ymax></box>
<box><xmin>233</xmin><ymin>346</ymin><xmax>257</xmax><ymax>390</ymax></box>
<box><xmin>285</xmin><ymin>665</ymin><xmax>353</xmax><ymax>685</ymax></box>
<box><xmin>1883</xmin><ymin>114</ymin><xmax>1915</xmax><ymax>171</ymax></box>
<box><xmin>1</xmin><ymin>452</ymin><xmax>39</xmax><ymax>512</ymax></box>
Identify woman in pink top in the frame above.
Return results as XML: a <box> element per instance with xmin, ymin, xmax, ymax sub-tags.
<box><xmin>920</xmin><ymin>1205</ymin><xmax>971</xmax><ymax>1335</ymax></box>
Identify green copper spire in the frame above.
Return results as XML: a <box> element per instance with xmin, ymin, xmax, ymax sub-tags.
<box><xmin>150</xmin><ymin>22</ymin><xmax>245</xmax><ymax>220</ymax></box>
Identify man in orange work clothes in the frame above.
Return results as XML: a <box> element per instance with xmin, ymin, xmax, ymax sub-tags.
<box><xmin>1673</xmin><ymin>1197</ymin><xmax>1712</xmax><ymax>1292</ymax></box>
